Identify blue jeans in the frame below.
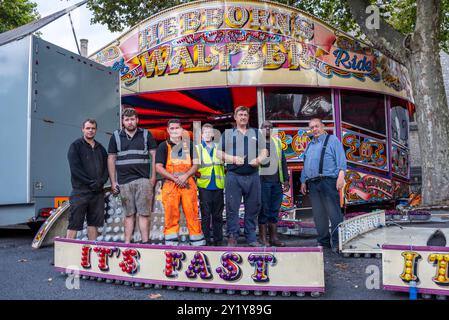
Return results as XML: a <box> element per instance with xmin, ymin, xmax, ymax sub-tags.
<box><xmin>259</xmin><ymin>180</ymin><xmax>283</xmax><ymax>224</ymax></box>
<box><xmin>308</xmin><ymin>177</ymin><xmax>343</xmax><ymax>246</ymax></box>
<box><xmin>225</xmin><ymin>172</ymin><xmax>261</xmax><ymax>243</ymax></box>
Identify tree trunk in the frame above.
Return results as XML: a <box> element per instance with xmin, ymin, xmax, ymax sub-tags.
<box><xmin>348</xmin><ymin>0</ymin><xmax>449</xmax><ymax>205</ymax></box>
<box><xmin>408</xmin><ymin>1</ymin><xmax>449</xmax><ymax>205</ymax></box>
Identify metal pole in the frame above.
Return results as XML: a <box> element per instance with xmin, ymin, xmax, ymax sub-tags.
<box><xmin>68</xmin><ymin>12</ymin><xmax>81</xmax><ymax>55</ymax></box>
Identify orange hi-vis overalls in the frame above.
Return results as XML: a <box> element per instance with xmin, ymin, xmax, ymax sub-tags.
<box><xmin>161</xmin><ymin>141</ymin><xmax>205</xmax><ymax>246</ymax></box>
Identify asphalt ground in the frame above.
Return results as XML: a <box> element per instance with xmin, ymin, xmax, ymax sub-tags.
<box><xmin>0</xmin><ymin>227</ymin><xmax>410</xmax><ymax>301</ymax></box>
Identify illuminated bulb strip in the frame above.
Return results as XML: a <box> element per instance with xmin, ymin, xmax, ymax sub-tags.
<box><xmin>216</xmin><ymin>252</ymin><xmax>243</xmax><ymax>281</ymax></box>
<box><xmin>185</xmin><ymin>252</ymin><xmax>213</xmax><ymax>280</ymax></box>
<box><xmin>338</xmin><ymin>211</ymin><xmax>385</xmax><ymax>246</ymax></box>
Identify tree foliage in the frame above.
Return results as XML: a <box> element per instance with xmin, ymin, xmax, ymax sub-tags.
<box><xmin>0</xmin><ymin>0</ymin><xmax>40</xmax><ymax>33</ymax></box>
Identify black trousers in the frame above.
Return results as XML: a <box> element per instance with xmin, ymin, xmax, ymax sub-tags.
<box><xmin>199</xmin><ymin>188</ymin><xmax>224</xmax><ymax>243</ymax></box>
<box><xmin>308</xmin><ymin>177</ymin><xmax>343</xmax><ymax>246</ymax></box>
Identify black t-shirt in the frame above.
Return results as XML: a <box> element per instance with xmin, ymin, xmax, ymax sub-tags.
<box><xmin>155</xmin><ymin>139</ymin><xmax>198</xmax><ymax>167</ymax></box>
<box><xmin>218</xmin><ymin>127</ymin><xmax>267</xmax><ymax>175</ymax></box>
<box><xmin>108</xmin><ymin>128</ymin><xmax>157</xmax><ymax>184</ymax></box>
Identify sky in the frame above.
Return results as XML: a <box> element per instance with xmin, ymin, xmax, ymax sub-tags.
<box><xmin>34</xmin><ymin>0</ymin><xmax>122</xmax><ymax>56</ymax></box>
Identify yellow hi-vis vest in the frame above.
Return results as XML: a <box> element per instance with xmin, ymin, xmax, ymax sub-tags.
<box><xmin>195</xmin><ymin>143</ymin><xmax>225</xmax><ymax>189</ymax></box>
<box><xmin>263</xmin><ymin>136</ymin><xmax>285</xmax><ymax>183</ymax></box>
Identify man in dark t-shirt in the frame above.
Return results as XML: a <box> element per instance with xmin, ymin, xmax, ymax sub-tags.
<box><xmin>107</xmin><ymin>108</ymin><xmax>157</xmax><ymax>244</ymax></box>
<box><xmin>216</xmin><ymin>106</ymin><xmax>267</xmax><ymax>247</ymax></box>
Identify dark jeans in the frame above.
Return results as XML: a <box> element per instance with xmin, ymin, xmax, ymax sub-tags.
<box><xmin>308</xmin><ymin>177</ymin><xmax>343</xmax><ymax>247</ymax></box>
<box><xmin>225</xmin><ymin>171</ymin><xmax>261</xmax><ymax>243</ymax></box>
<box><xmin>259</xmin><ymin>180</ymin><xmax>283</xmax><ymax>224</ymax></box>
<box><xmin>199</xmin><ymin>188</ymin><xmax>224</xmax><ymax>244</ymax></box>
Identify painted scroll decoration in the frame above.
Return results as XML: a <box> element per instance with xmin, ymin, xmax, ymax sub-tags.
<box><xmin>273</xmin><ymin>129</ymin><xmax>310</xmax><ymax>162</ymax></box>
<box><xmin>342</xmin><ymin>130</ymin><xmax>388</xmax><ymax>171</ymax></box>
<box><xmin>344</xmin><ymin>170</ymin><xmax>393</xmax><ymax>204</ymax></box>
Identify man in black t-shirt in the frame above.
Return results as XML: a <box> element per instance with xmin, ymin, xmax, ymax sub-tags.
<box><xmin>216</xmin><ymin>106</ymin><xmax>267</xmax><ymax>247</ymax></box>
<box><xmin>108</xmin><ymin>108</ymin><xmax>157</xmax><ymax>244</ymax></box>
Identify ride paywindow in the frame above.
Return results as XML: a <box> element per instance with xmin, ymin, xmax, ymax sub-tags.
<box><xmin>264</xmin><ymin>88</ymin><xmax>333</xmax><ymax>122</ymax></box>
<box><xmin>340</xmin><ymin>91</ymin><xmax>386</xmax><ymax>135</ymax></box>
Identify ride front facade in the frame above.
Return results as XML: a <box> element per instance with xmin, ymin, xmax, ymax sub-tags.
<box><xmin>91</xmin><ymin>0</ymin><xmax>414</xmax><ymax>220</ymax></box>
<box><xmin>50</xmin><ymin>0</ymin><xmax>449</xmax><ymax>298</ymax></box>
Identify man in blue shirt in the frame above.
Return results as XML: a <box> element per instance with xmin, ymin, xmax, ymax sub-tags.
<box><xmin>300</xmin><ymin>118</ymin><xmax>347</xmax><ymax>251</ymax></box>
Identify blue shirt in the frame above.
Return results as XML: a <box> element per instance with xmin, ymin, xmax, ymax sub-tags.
<box><xmin>201</xmin><ymin>141</ymin><xmax>218</xmax><ymax>190</ymax></box>
<box><xmin>300</xmin><ymin>134</ymin><xmax>347</xmax><ymax>183</ymax></box>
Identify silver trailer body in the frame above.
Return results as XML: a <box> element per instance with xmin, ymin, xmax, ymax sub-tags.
<box><xmin>0</xmin><ymin>35</ymin><xmax>120</xmax><ymax>226</ymax></box>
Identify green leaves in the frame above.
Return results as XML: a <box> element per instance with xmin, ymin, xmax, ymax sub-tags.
<box><xmin>87</xmin><ymin>0</ymin><xmax>184</xmax><ymax>32</ymax></box>
<box><xmin>0</xmin><ymin>0</ymin><xmax>40</xmax><ymax>33</ymax></box>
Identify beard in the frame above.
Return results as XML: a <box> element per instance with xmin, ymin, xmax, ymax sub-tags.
<box><xmin>124</xmin><ymin>124</ymin><xmax>137</xmax><ymax>132</ymax></box>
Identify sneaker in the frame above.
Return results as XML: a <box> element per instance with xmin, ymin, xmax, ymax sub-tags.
<box><xmin>247</xmin><ymin>241</ymin><xmax>262</xmax><ymax>247</ymax></box>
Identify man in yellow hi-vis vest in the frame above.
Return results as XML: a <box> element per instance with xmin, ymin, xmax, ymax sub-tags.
<box><xmin>259</xmin><ymin>121</ymin><xmax>289</xmax><ymax>247</ymax></box>
<box><xmin>195</xmin><ymin>124</ymin><xmax>225</xmax><ymax>246</ymax></box>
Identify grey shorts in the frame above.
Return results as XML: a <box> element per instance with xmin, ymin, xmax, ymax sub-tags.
<box><xmin>120</xmin><ymin>178</ymin><xmax>153</xmax><ymax>217</ymax></box>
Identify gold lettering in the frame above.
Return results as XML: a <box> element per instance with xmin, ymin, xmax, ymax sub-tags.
<box><xmin>203</xmin><ymin>8</ymin><xmax>224</xmax><ymax>29</ymax></box>
<box><xmin>139</xmin><ymin>46</ymin><xmax>171</xmax><ymax>78</ymax></box>
<box><xmin>293</xmin><ymin>16</ymin><xmax>314</xmax><ymax>41</ymax></box>
<box><xmin>237</xmin><ymin>43</ymin><xmax>264</xmax><ymax>70</ymax></box>
<box><xmin>264</xmin><ymin>43</ymin><xmax>286</xmax><ymax>70</ymax></box>
<box><xmin>168</xmin><ymin>46</ymin><xmax>196</xmax><ymax>74</ymax></box>
<box><xmin>400</xmin><ymin>251</ymin><xmax>421</xmax><ymax>283</ymax></box>
<box><xmin>273</xmin><ymin>11</ymin><xmax>290</xmax><ymax>35</ymax></box>
<box><xmin>181</xmin><ymin>11</ymin><xmax>201</xmax><ymax>34</ymax></box>
<box><xmin>193</xmin><ymin>44</ymin><xmax>219</xmax><ymax>72</ymax></box>
<box><xmin>286</xmin><ymin>40</ymin><xmax>313</xmax><ymax>70</ymax></box>
<box><xmin>159</xmin><ymin>17</ymin><xmax>178</xmax><ymax>43</ymax></box>
<box><xmin>249</xmin><ymin>8</ymin><xmax>271</xmax><ymax>31</ymax></box>
<box><xmin>214</xmin><ymin>43</ymin><xmax>241</xmax><ymax>71</ymax></box>
<box><xmin>225</xmin><ymin>6</ymin><xmax>249</xmax><ymax>28</ymax></box>
<box><xmin>138</xmin><ymin>24</ymin><xmax>159</xmax><ymax>51</ymax></box>
<box><xmin>428</xmin><ymin>254</ymin><xmax>449</xmax><ymax>286</ymax></box>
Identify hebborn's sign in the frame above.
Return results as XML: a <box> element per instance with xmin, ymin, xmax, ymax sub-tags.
<box><xmin>91</xmin><ymin>0</ymin><xmax>413</xmax><ymax>101</ymax></box>
<box><xmin>54</xmin><ymin>238</ymin><xmax>325</xmax><ymax>293</ymax></box>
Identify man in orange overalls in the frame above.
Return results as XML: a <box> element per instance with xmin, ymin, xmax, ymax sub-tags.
<box><xmin>155</xmin><ymin>119</ymin><xmax>205</xmax><ymax>246</ymax></box>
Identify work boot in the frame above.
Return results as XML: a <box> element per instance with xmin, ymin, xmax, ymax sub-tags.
<box><xmin>227</xmin><ymin>237</ymin><xmax>237</xmax><ymax>247</ymax></box>
<box><xmin>258</xmin><ymin>224</ymin><xmax>270</xmax><ymax>246</ymax></box>
<box><xmin>268</xmin><ymin>223</ymin><xmax>286</xmax><ymax>247</ymax></box>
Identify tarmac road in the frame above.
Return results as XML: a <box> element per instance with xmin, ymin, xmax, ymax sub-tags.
<box><xmin>0</xmin><ymin>227</ymin><xmax>409</xmax><ymax>301</ymax></box>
